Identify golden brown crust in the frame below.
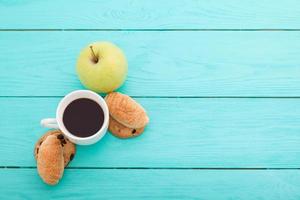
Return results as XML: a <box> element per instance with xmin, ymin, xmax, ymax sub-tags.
<box><xmin>105</xmin><ymin>92</ymin><xmax>149</xmax><ymax>128</ymax></box>
<box><xmin>37</xmin><ymin>135</ymin><xmax>64</xmax><ymax>185</ymax></box>
<box><xmin>109</xmin><ymin>116</ymin><xmax>144</xmax><ymax>138</ymax></box>
<box><xmin>34</xmin><ymin>130</ymin><xmax>76</xmax><ymax>167</ymax></box>
<box><xmin>62</xmin><ymin>138</ymin><xmax>76</xmax><ymax>166</ymax></box>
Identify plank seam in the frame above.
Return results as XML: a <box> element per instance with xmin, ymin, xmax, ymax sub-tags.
<box><xmin>1</xmin><ymin>166</ymin><xmax>300</xmax><ymax>170</ymax></box>
<box><xmin>1</xmin><ymin>29</ymin><xmax>300</xmax><ymax>32</ymax></box>
<box><xmin>1</xmin><ymin>96</ymin><xmax>300</xmax><ymax>99</ymax></box>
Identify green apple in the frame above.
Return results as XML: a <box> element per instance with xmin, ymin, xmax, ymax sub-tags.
<box><xmin>76</xmin><ymin>41</ymin><xmax>128</xmax><ymax>93</ymax></box>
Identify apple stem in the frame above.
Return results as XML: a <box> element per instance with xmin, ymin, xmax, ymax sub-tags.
<box><xmin>89</xmin><ymin>46</ymin><xmax>99</xmax><ymax>63</ymax></box>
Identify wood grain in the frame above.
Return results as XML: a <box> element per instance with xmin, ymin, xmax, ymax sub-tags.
<box><xmin>1</xmin><ymin>169</ymin><xmax>300</xmax><ymax>199</ymax></box>
<box><xmin>1</xmin><ymin>31</ymin><xmax>300</xmax><ymax>97</ymax></box>
<box><xmin>1</xmin><ymin>0</ymin><xmax>300</xmax><ymax>29</ymax></box>
<box><xmin>1</xmin><ymin>97</ymin><xmax>300</xmax><ymax>168</ymax></box>
<box><xmin>1</xmin><ymin>0</ymin><xmax>300</xmax><ymax>198</ymax></box>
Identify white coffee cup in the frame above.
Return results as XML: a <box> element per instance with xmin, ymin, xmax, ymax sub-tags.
<box><xmin>41</xmin><ymin>90</ymin><xmax>109</xmax><ymax>145</ymax></box>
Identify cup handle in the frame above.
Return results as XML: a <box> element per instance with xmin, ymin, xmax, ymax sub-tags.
<box><xmin>41</xmin><ymin>118</ymin><xmax>59</xmax><ymax>129</ymax></box>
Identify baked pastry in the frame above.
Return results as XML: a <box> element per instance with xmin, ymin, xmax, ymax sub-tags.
<box><xmin>37</xmin><ymin>135</ymin><xmax>64</xmax><ymax>185</ymax></box>
<box><xmin>105</xmin><ymin>92</ymin><xmax>149</xmax><ymax>128</ymax></box>
<box><xmin>109</xmin><ymin>117</ymin><xmax>144</xmax><ymax>138</ymax></box>
<box><xmin>34</xmin><ymin>130</ymin><xmax>76</xmax><ymax>167</ymax></box>
<box><xmin>105</xmin><ymin>92</ymin><xmax>149</xmax><ymax>138</ymax></box>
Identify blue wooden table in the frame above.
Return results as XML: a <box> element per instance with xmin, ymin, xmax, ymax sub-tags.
<box><xmin>1</xmin><ymin>0</ymin><xmax>300</xmax><ymax>199</ymax></box>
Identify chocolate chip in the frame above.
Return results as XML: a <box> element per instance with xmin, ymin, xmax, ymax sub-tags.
<box><xmin>57</xmin><ymin>134</ymin><xmax>64</xmax><ymax>140</ymax></box>
<box><xmin>132</xmin><ymin>129</ymin><xmax>136</xmax><ymax>134</ymax></box>
<box><xmin>62</xmin><ymin>139</ymin><xmax>67</xmax><ymax>144</ymax></box>
<box><xmin>36</xmin><ymin>148</ymin><xmax>39</xmax><ymax>154</ymax></box>
<box><xmin>70</xmin><ymin>154</ymin><xmax>74</xmax><ymax>161</ymax></box>
<box><xmin>39</xmin><ymin>141</ymin><xmax>43</xmax><ymax>145</ymax></box>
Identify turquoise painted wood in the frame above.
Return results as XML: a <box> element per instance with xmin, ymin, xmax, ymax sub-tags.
<box><xmin>1</xmin><ymin>31</ymin><xmax>300</xmax><ymax>97</ymax></box>
<box><xmin>0</xmin><ymin>97</ymin><xmax>300</xmax><ymax>168</ymax></box>
<box><xmin>1</xmin><ymin>0</ymin><xmax>300</xmax><ymax>199</ymax></box>
<box><xmin>1</xmin><ymin>0</ymin><xmax>300</xmax><ymax>29</ymax></box>
<box><xmin>1</xmin><ymin>169</ymin><xmax>300</xmax><ymax>200</ymax></box>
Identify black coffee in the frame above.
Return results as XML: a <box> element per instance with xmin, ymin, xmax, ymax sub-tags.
<box><xmin>63</xmin><ymin>98</ymin><xmax>104</xmax><ymax>138</ymax></box>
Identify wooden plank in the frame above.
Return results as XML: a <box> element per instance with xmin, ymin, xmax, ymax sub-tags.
<box><xmin>1</xmin><ymin>169</ymin><xmax>300</xmax><ymax>199</ymax></box>
<box><xmin>1</xmin><ymin>0</ymin><xmax>300</xmax><ymax>29</ymax></box>
<box><xmin>0</xmin><ymin>97</ymin><xmax>300</xmax><ymax>168</ymax></box>
<box><xmin>1</xmin><ymin>31</ymin><xmax>300</xmax><ymax>97</ymax></box>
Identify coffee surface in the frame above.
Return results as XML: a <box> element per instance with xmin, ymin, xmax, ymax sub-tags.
<box><xmin>63</xmin><ymin>98</ymin><xmax>104</xmax><ymax>137</ymax></box>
